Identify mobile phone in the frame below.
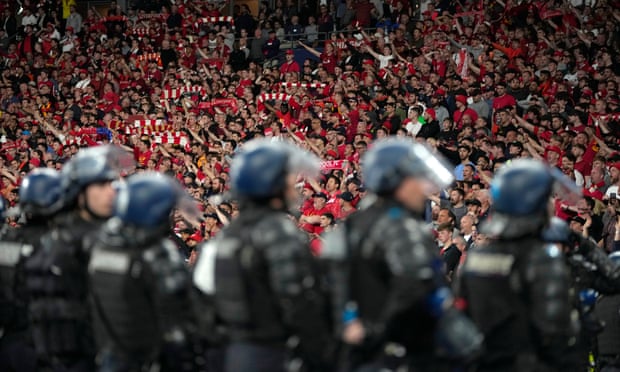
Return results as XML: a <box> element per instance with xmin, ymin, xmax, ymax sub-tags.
<box><xmin>611</xmin><ymin>193</ymin><xmax>617</xmax><ymax>200</ymax></box>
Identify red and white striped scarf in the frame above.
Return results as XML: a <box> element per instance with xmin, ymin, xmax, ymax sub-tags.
<box><xmin>195</xmin><ymin>16</ymin><xmax>234</xmax><ymax>28</ymax></box>
<box><xmin>279</xmin><ymin>82</ymin><xmax>326</xmax><ymax>89</ymax></box>
<box><xmin>160</xmin><ymin>86</ymin><xmax>205</xmax><ymax>99</ymax></box>
<box><xmin>455</xmin><ymin>48</ymin><xmax>469</xmax><ymax>78</ymax></box>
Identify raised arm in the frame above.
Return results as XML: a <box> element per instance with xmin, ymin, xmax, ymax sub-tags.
<box><xmin>298</xmin><ymin>41</ymin><xmax>321</xmax><ymax>58</ymax></box>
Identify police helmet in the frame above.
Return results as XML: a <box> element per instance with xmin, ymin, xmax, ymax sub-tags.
<box><xmin>361</xmin><ymin>137</ymin><xmax>454</xmax><ymax>195</ymax></box>
<box><xmin>542</xmin><ymin>216</ymin><xmax>571</xmax><ymax>245</ymax></box>
<box><xmin>482</xmin><ymin>159</ymin><xmax>580</xmax><ymax>238</ymax></box>
<box><xmin>230</xmin><ymin>139</ymin><xmax>320</xmax><ymax>200</ymax></box>
<box><xmin>19</xmin><ymin>168</ymin><xmax>64</xmax><ymax>217</ymax></box>
<box><xmin>61</xmin><ymin>145</ymin><xmax>135</xmax><ymax>204</ymax></box>
<box><xmin>113</xmin><ymin>172</ymin><xmax>200</xmax><ymax>229</ymax></box>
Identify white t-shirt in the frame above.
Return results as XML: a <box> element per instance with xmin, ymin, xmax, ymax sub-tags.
<box><xmin>574</xmin><ymin>170</ymin><xmax>585</xmax><ymax>187</ymax></box>
<box><xmin>605</xmin><ymin>185</ymin><xmax>619</xmax><ymax>200</ymax></box>
<box><xmin>376</xmin><ymin>54</ymin><xmax>394</xmax><ymax>69</ymax></box>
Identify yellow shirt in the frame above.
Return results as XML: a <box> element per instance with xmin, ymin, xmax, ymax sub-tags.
<box><xmin>197</xmin><ymin>154</ymin><xmax>207</xmax><ymax>169</ymax></box>
<box><xmin>62</xmin><ymin>0</ymin><xmax>76</xmax><ymax>19</ymax></box>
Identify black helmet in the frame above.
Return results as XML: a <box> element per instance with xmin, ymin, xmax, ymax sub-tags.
<box><xmin>19</xmin><ymin>168</ymin><xmax>64</xmax><ymax>217</ymax></box>
<box><xmin>361</xmin><ymin>137</ymin><xmax>454</xmax><ymax>195</ymax></box>
<box><xmin>542</xmin><ymin>216</ymin><xmax>571</xmax><ymax>245</ymax></box>
<box><xmin>113</xmin><ymin>172</ymin><xmax>199</xmax><ymax>230</ymax></box>
<box><xmin>230</xmin><ymin>139</ymin><xmax>319</xmax><ymax>201</ymax></box>
<box><xmin>482</xmin><ymin>159</ymin><xmax>580</xmax><ymax>238</ymax></box>
<box><xmin>61</xmin><ymin>145</ymin><xmax>134</xmax><ymax>205</ymax></box>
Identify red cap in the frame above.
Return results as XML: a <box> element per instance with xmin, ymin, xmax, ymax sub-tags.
<box><xmin>426</xmin><ymin>108</ymin><xmax>436</xmax><ymax>120</ymax></box>
<box><xmin>539</xmin><ymin>132</ymin><xmax>552</xmax><ymax>142</ymax></box>
<box><xmin>189</xmin><ymin>232</ymin><xmax>203</xmax><ymax>242</ymax></box>
<box><xmin>435</xmin><ymin>88</ymin><xmax>446</xmax><ymax>96</ymax></box>
<box><xmin>455</xmin><ymin>95</ymin><xmax>467</xmax><ymax>105</ymax></box>
<box><xmin>286</xmin><ymin>49</ymin><xmax>294</xmax><ymax>55</ymax></box>
<box><xmin>326</xmin><ymin>149</ymin><xmax>338</xmax><ymax>158</ymax></box>
<box><xmin>545</xmin><ymin>145</ymin><xmax>563</xmax><ymax>154</ymax></box>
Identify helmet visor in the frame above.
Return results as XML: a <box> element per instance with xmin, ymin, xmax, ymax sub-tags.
<box><xmin>408</xmin><ymin>143</ymin><xmax>455</xmax><ymax>194</ymax></box>
<box><xmin>286</xmin><ymin>142</ymin><xmax>321</xmax><ymax>181</ymax></box>
<box><xmin>105</xmin><ymin>145</ymin><xmax>136</xmax><ymax>175</ymax></box>
<box><xmin>68</xmin><ymin>145</ymin><xmax>136</xmax><ymax>182</ymax></box>
<box><xmin>175</xmin><ymin>184</ymin><xmax>203</xmax><ymax>226</ymax></box>
<box><xmin>550</xmin><ymin>166</ymin><xmax>581</xmax><ymax>205</ymax></box>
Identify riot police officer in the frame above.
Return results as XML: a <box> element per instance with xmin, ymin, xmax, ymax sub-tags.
<box><xmin>323</xmin><ymin>137</ymin><xmax>482</xmax><ymax>371</ymax></box>
<box><xmin>89</xmin><ymin>172</ymin><xmax>205</xmax><ymax>372</ymax></box>
<box><xmin>0</xmin><ymin>168</ymin><xmax>64</xmax><ymax>372</ymax></box>
<box><xmin>193</xmin><ymin>139</ymin><xmax>335</xmax><ymax>372</ymax></box>
<box><xmin>24</xmin><ymin>145</ymin><xmax>133</xmax><ymax>371</ymax></box>
<box><xmin>596</xmin><ymin>252</ymin><xmax>620</xmax><ymax>371</ymax></box>
<box><xmin>543</xmin><ymin>214</ymin><xmax>620</xmax><ymax>295</ymax></box>
<box><xmin>458</xmin><ymin>159</ymin><xmax>579</xmax><ymax>371</ymax></box>
<box><xmin>543</xmin><ymin>216</ymin><xmax>620</xmax><ymax>370</ymax></box>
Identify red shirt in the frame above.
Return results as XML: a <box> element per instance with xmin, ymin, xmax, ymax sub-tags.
<box><xmin>320</xmin><ymin>52</ymin><xmax>336</xmax><ymax>74</ymax></box>
<box><xmin>453</xmin><ymin>108</ymin><xmax>479</xmax><ymax>129</ymax></box>
<box><xmin>280</xmin><ymin>60</ymin><xmax>300</xmax><ymax>74</ymax></box>
<box><xmin>492</xmin><ymin>94</ymin><xmax>517</xmax><ymax>111</ymax></box>
<box><xmin>133</xmin><ymin>148</ymin><xmax>152</xmax><ymax>167</ymax></box>
<box><xmin>300</xmin><ymin>205</ymin><xmax>331</xmax><ymax>233</ymax></box>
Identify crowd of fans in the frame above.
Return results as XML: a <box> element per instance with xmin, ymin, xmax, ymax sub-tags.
<box><xmin>0</xmin><ymin>0</ymin><xmax>619</xmax><ymax>263</ymax></box>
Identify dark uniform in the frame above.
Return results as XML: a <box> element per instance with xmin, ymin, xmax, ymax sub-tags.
<box><xmin>543</xmin><ymin>217</ymin><xmax>620</xmax><ymax>371</ymax></box>
<box><xmin>88</xmin><ymin>173</ymin><xmax>205</xmax><ymax>372</ymax></box>
<box><xmin>596</xmin><ymin>252</ymin><xmax>620</xmax><ymax>371</ymax></box>
<box><xmin>194</xmin><ymin>139</ymin><xmax>335</xmax><ymax>372</ymax></box>
<box><xmin>25</xmin><ymin>213</ymin><xmax>99</xmax><ymax>371</ymax></box>
<box><xmin>460</xmin><ymin>237</ymin><xmax>572</xmax><ymax>371</ymax></box>
<box><xmin>324</xmin><ymin>138</ymin><xmax>482</xmax><ymax>372</ymax></box>
<box><xmin>0</xmin><ymin>224</ymin><xmax>38</xmax><ymax>372</ymax></box>
<box><xmin>458</xmin><ymin>159</ymin><xmax>579</xmax><ymax>371</ymax></box>
<box><xmin>23</xmin><ymin>146</ymin><xmax>133</xmax><ymax>371</ymax></box>
<box><xmin>0</xmin><ymin>168</ymin><xmax>65</xmax><ymax>372</ymax></box>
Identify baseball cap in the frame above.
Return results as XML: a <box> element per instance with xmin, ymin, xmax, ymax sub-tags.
<box><xmin>326</xmin><ymin>150</ymin><xmax>338</xmax><ymax>158</ymax></box>
<box><xmin>466</xmin><ymin>198</ymin><xmax>482</xmax><ymax>207</ymax></box>
<box><xmin>338</xmin><ymin>191</ymin><xmax>354</xmax><ymax>202</ymax></box>
<box><xmin>571</xmin><ymin>216</ymin><xmax>586</xmax><ymax>225</ymax></box>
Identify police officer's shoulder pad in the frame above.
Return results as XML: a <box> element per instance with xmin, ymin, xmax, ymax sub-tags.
<box><xmin>321</xmin><ymin>226</ymin><xmax>347</xmax><ymax>260</ymax></box>
<box><xmin>253</xmin><ymin>213</ymin><xmax>302</xmax><ymax>245</ymax></box>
